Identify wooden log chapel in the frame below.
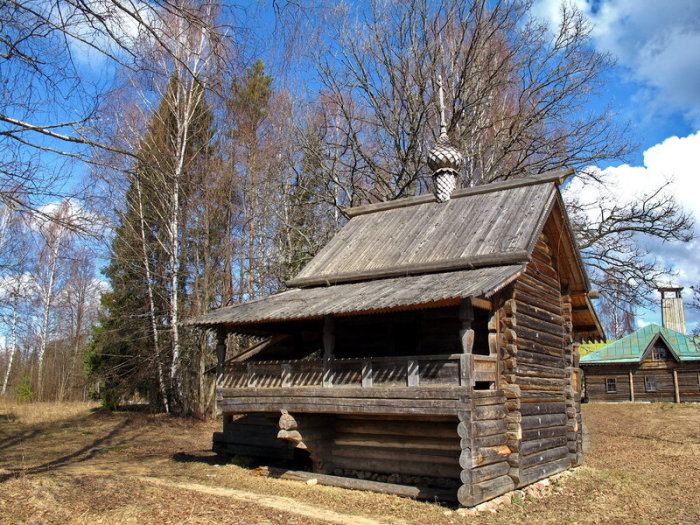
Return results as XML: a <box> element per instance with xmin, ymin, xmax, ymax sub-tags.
<box><xmin>187</xmin><ymin>107</ymin><xmax>604</xmax><ymax>506</ymax></box>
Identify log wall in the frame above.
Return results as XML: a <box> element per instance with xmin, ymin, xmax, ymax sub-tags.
<box><xmin>457</xmin><ymin>391</ymin><xmax>514</xmax><ymax>506</ymax></box>
<box><xmin>329</xmin><ymin>415</ymin><xmax>461</xmax><ymax>485</ymax></box>
<box><xmin>584</xmin><ymin>365</ymin><xmax>700</xmax><ymax>402</ymax></box>
<box><xmin>213</xmin><ymin>414</ymin><xmax>296</xmax><ymax>461</ymax></box>
<box><xmin>500</xmin><ymin>232</ymin><xmax>579</xmax><ymax>489</ymax></box>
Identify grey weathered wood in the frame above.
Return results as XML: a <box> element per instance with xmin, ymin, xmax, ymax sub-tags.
<box><xmin>281</xmin><ymin>364</ymin><xmax>292</xmax><ymax>387</ymax></box>
<box><xmin>278</xmin><ymin>411</ymin><xmax>297</xmax><ymax>431</ymax></box>
<box><xmin>458</xmin><ymin>474</ymin><xmax>515</xmax><ymax>507</ymax></box>
<box><xmin>459</xmin><ymin>354</ymin><xmax>472</xmax><ymax>386</ymax></box>
<box><xmin>361</xmin><ymin>358</ymin><xmax>373</xmax><ymax>388</ymax></box>
<box><xmin>407</xmin><ymin>360</ymin><xmax>420</xmax><ymax>387</ymax></box>
<box><xmin>673</xmin><ymin>368</ymin><xmax>680</xmax><ymax>403</ymax></box>
<box><xmin>344</xmin><ymin>169</ymin><xmax>572</xmax><ymax>217</ymax></box>
<box><xmin>323</xmin><ymin>316</ymin><xmax>335</xmax><ymax>387</ymax></box>
<box><xmin>189</xmin><ymin>266</ymin><xmax>524</xmax><ymax>328</ymax></box>
<box><xmin>518</xmin><ymin>457</ymin><xmax>571</xmax><ymax>487</ymax></box>
<box><xmin>246</xmin><ymin>363</ymin><xmax>257</xmax><ymax>387</ymax></box>
<box><xmin>215</xmin><ymin>328</ymin><xmax>227</xmax><ymax>380</ymax></box>
<box><xmin>260</xmin><ymin>467</ymin><xmax>457</xmax><ymax>502</ymax></box>
<box><xmin>629</xmin><ymin>370</ymin><xmax>635</xmax><ymax>402</ymax></box>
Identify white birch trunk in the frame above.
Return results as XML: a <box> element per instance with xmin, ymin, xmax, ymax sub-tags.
<box><xmin>37</xmin><ymin>236</ymin><xmax>60</xmax><ymax>398</ymax></box>
<box><xmin>1</xmin><ymin>303</ymin><xmax>17</xmax><ymax>396</ymax></box>
<box><xmin>136</xmin><ymin>179</ymin><xmax>170</xmax><ymax>413</ymax></box>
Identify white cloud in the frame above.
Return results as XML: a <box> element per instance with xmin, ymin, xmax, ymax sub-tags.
<box><xmin>564</xmin><ymin>131</ymin><xmax>700</xmax><ymax>329</ymax></box>
<box><xmin>55</xmin><ymin>0</ymin><xmax>156</xmax><ymax>67</ymax></box>
<box><xmin>533</xmin><ymin>0</ymin><xmax>700</xmax><ymax>123</ymax></box>
<box><xmin>30</xmin><ymin>198</ymin><xmax>108</xmax><ymax>237</ymax></box>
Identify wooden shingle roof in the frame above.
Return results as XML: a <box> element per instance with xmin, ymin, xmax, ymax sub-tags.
<box><xmin>186</xmin><ymin>169</ymin><xmax>601</xmax><ymax>334</ymax></box>
<box><xmin>288</xmin><ymin>171</ymin><xmax>567</xmax><ymax>287</ymax></box>
<box><xmin>186</xmin><ymin>265</ymin><xmax>524</xmax><ymax>327</ymax></box>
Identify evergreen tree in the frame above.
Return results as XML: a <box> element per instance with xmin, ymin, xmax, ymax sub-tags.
<box><xmin>88</xmin><ymin>74</ymin><xmax>215</xmax><ymax>412</ymax></box>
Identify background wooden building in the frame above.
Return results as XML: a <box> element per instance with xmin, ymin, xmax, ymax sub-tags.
<box><xmin>187</xmin><ymin>168</ymin><xmax>603</xmax><ymax>506</ymax></box>
<box><xmin>581</xmin><ymin>289</ymin><xmax>700</xmax><ymax>403</ymax></box>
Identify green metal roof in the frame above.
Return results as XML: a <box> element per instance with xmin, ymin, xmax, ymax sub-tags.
<box><xmin>578</xmin><ymin>340</ymin><xmax>615</xmax><ymax>357</ymax></box>
<box><xmin>580</xmin><ymin>324</ymin><xmax>700</xmax><ymax>364</ymax></box>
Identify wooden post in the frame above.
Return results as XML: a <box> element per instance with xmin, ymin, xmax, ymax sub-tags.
<box><xmin>215</xmin><ymin>328</ymin><xmax>227</xmax><ymax>384</ymax></box>
<box><xmin>673</xmin><ymin>369</ymin><xmax>680</xmax><ymax>403</ymax></box>
<box><xmin>459</xmin><ymin>298</ymin><xmax>475</xmax><ymax>353</ymax></box>
<box><xmin>323</xmin><ymin>316</ymin><xmax>335</xmax><ymax>387</ymax></box>
<box><xmin>629</xmin><ymin>370</ymin><xmax>635</xmax><ymax>402</ymax></box>
<box><xmin>459</xmin><ymin>299</ymin><xmax>474</xmax><ymax>387</ymax></box>
<box><xmin>459</xmin><ymin>354</ymin><xmax>472</xmax><ymax>386</ymax></box>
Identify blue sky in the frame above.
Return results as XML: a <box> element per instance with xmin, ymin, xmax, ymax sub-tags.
<box><xmin>9</xmin><ymin>0</ymin><xmax>697</xmax><ymax>334</ymax></box>
<box><xmin>534</xmin><ymin>0</ymin><xmax>700</xmax><ymax>331</ymax></box>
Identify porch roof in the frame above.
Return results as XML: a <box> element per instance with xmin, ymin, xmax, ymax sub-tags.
<box><xmin>186</xmin><ymin>264</ymin><xmax>524</xmax><ymax>328</ymax></box>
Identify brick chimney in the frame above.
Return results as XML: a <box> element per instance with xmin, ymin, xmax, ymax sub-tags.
<box><xmin>658</xmin><ymin>285</ymin><xmax>686</xmax><ymax>334</ymax></box>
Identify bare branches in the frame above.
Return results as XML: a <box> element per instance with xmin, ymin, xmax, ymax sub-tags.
<box><xmin>0</xmin><ymin>0</ymin><xmax>234</xmax><ymax>228</ymax></box>
<box><xmin>303</xmin><ymin>0</ymin><xmax>632</xmax><ymax>207</ymax></box>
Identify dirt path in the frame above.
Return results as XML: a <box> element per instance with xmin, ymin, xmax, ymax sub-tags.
<box><xmin>137</xmin><ymin>476</ymin><xmax>399</xmax><ymax>525</ymax></box>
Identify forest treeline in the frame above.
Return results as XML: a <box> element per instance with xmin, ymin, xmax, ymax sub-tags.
<box><xmin>0</xmin><ymin>1</ymin><xmax>694</xmax><ymax>414</ymax></box>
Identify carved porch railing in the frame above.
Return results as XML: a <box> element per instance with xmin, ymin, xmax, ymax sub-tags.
<box><xmin>218</xmin><ymin>353</ymin><xmax>498</xmax><ymax>390</ymax></box>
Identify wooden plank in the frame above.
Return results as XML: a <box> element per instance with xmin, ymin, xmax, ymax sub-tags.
<box><xmin>281</xmin><ymin>364</ymin><xmax>291</xmax><ymax>387</ymax></box>
<box><xmin>219</xmin><ymin>386</ymin><xmax>466</xmax><ymax>400</ymax></box>
<box><xmin>334</xmin><ymin>419</ymin><xmax>458</xmax><ymax>439</ymax></box>
<box><xmin>519</xmin><ymin>402</ymin><xmax>567</xmax><ymax>416</ymax></box>
<box><xmin>361</xmin><ymin>358</ymin><xmax>373</xmax><ymax>388</ymax></box>
<box><xmin>460</xmin><ymin>354</ymin><xmax>471</xmax><ymax>387</ymax></box>
<box><xmin>520</xmin><ymin>436</ymin><xmax>568</xmax><ymax>456</ymax></box>
<box><xmin>470</xmin><ymin>462</ymin><xmax>511</xmax><ymax>484</ymax></box>
<box><xmin>673</xmin><ymin>369</ymin><xmax>680</xmax><ymax>403</ymax></box>
<box><xmin>247</xmin><ymin>363</ymin><xmax>257</xmax><ymax>387</ymax></box>
<box><xmin>332</xmin><ymin>455</ymin><xmax>461</xmax><ymax>479</ymax></box>
<box><xmin>260</xmin><ymin>467</ymin><xmax>457</xmax><ymax>502</ymax></box>
<box><xmin>520</xmin><ymin>445</ymin><xmax>569</xmax><ymax>468</ymax></box>
<box><xmin>521</xmin><ymin>413</ymin><xmax>568</xmax><ymax>430</ymax></box>
<box><xmin>344</xmin><ymin>169</ymin><xmax>571</xmax><ymax>217</ymax></box>
<box><xmin>334</xmin><ymin>434</ymin><xmax>460</xmax><ymax>452</ymax></box>
<box><xmin>522</xmin><ymin>425</ymin><xmax>568</xmax><ymax>441</ymax></box>
<box><xmin>407</xmin><ymin>360</ymin><xmax>420</xmax><ymax>387</ymax></box>
<box><xmin>458</xmin><ymin>474</ymin><xmax>515</xmax><ymax>507</ymax></box>
<box><xmin>629</xmin><ymin>370</ymin><xmax>635</xmax><ymax>402</ymax></box>
<box><xmin>323</xmin><ymin>316</ymin><xmax>335</xmax><ymax>388</ymax></box>
<box><xmin>518</xmin><ymin>457</ymin><xmax>571</xmax><ymax>487</ymax></box>
<box><xmin>287</xmin><ymin>252</ymin><xmax>530</xmax><ymax>288</ymax></box>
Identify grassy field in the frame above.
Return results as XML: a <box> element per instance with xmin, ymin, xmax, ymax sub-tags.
<box><xmin>1</xmin><ymin>401</ymin><xmax>699</xmax><ymax>524</ymax></box>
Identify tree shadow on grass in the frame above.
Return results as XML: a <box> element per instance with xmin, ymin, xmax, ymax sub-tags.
<box><xmin>0</xmin><ymin>429</ymin><xmax>42</xmax><ymax>451</ymax></box>
<box><xmin>0</xmin><ymin>419</ymin><xmax>131</xmax><ymax>483</ymax></box>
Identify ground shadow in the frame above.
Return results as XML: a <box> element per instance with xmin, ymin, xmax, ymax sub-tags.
<box><xmin>172</xmin><ymin>451</ymin><xmax>230</xmax><ymax>466</ymax></box>
<box><xmin>0</xmin><ymin>429</ymin><xmax>43</xmax><ymax>451</ymax></box>
<box><xmin>0</xmin><ymin>419</ymin><xmax>131</xmax><ymax>483</ymax></box>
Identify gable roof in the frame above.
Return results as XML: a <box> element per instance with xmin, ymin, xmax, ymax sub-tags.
<box><xmin>187</xmin><ymin>169</ymin><xmax>600</xmax><ymax>335</ymax></box>
<box><xmin>580</xmin><ymin>324</ymin><xmax>700</xmax><ymax>364</ymax></box>
<box><xmin>288</xmin><ymin>171</ymin><xmax>567</xmax><ymax>288</ymax></box>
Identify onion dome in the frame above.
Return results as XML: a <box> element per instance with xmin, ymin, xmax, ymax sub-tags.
<box><xmin>428</xmin><ymin>76</ymin><xmax>464</xmax><ymax>202</ymax></box>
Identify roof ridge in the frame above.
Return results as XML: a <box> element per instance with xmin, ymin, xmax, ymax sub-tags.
<box><xmin>344</xmin><ymin>168</ymin><xmax>574</xmax><ymax>218</ymax></box>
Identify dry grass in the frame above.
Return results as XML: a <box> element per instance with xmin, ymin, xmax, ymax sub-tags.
<box><xmin>1</xmin><ymin>401</ymin><xmax>699</xmax><ymax>524</ymax></box>
<box><xmin>0</xmin><ymin>400</ymin><xmax>98</xmax><ymax>425</ymax></box>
